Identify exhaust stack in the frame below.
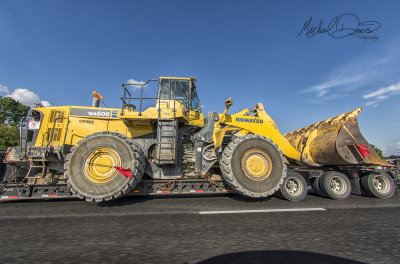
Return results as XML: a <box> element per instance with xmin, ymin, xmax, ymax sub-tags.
<box><xmin>92</xmin><ymin>91</ymin><xmax>103</xmax><ymax>107</ymax></box>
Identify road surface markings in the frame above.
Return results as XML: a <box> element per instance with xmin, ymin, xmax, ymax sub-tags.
<box><xmin>198</xmin><ymin>208</ymin><xmax>327</xmax><ymax>215</ymax></box>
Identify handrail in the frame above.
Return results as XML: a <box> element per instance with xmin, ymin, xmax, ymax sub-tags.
<box><xmin>120</xmin><ymin>79</ymin><xmax>158</xmax><ymax>116</ymax></box>
<box><xmin>46</xmin><ymin>117</ymin><xmax>69</xmax><ymax>152</ymax></box>
<box><xmin>120</xmin><ymin>78</ymin><xmax>192</xmax><ymax>119</ymax></box>
<box><xmin>19</xmin><ymin>117</ymin><xmax>25</xmax><ymax>152</ymax></box>
<box><xmin>62</xmin><ymin>117</ymin><xmax>70</xmax><ymax>147</ymax></box>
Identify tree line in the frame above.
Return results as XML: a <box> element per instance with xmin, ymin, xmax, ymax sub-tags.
<box><xmin>0</xmin><ymin>97</ymin><xmax>30</xmax><ymax>150</ymax></box>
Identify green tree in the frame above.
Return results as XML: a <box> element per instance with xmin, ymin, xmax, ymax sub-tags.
<box><xmin>0</xmin><ymin>97</ymin><xmax>30</xmax><ymax>125</ymax></box>
<box><xmin>0</xmin><ymin>97</ymin><xmax>30</xmax><ymax>150</ymax></box>
<box><xmin>370</xmin><ymin>144</ymin><xmax>385</xmax><ymax>159</ymax></box>
<box><xmin>0</xmin><ymin>124</ymin><xmax>20</xmax><ymax>150</ymax></box>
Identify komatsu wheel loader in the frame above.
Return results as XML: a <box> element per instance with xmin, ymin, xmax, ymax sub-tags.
<box><xmin>1</xmin><ymin>77</ymin><xmax>398</xmax><ymax>202</ymax></box>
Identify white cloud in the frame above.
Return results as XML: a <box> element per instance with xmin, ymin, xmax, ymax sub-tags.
<box><xmin>6</xmin><ymin>88</ymin><xmax>51</xmax><ymax>107</ymax></box>
<box><xmin>363</xmin><ymin>82</ymin><xmax>400</xmax><ymax>107</ymax></box>
<box><xmin>40</xmin><ymin>100</ymin><xmax>52</xmax><ymax>107</ymax></box>
<box><xmin>365</xmin><ymin>100</ymin><xmax>378</xmax><ymax>107</ymax></box>
<box><xmin>6</xmin><ymin>88</ymin><xmax>39</xmax><ymax>105</ymax></box>
<box><xmin>299</xmin><ymin>42</ymin><xmax>400</xmax><ymax>103</ymax></box>
<box><xmin>377</xmin><ymin>95</ymin><xmax>388</xmax><ymax>100</ymax></box>
<box><xmin>301</xmin><ymin>76</ymin><xmax>363</xmax><ymax>98</ymax></box>
<box><xmin>0</xmin><ymin>84</ymin><xmax>9</xmax><ymax>94</ymax></box>
<box><xmin>363</xmin><ymin>82</ymin><xmax>400</xmax><ymax>99</ymax></box>
<box><xmin>382</xmin><ymin>142</ymin><xmax>400</xmax><ymax>156</ymax></box>
<box><xmin>126</xmin><ymin>79</ymin><xmax>147</xmax><ymax>90</ymax></box>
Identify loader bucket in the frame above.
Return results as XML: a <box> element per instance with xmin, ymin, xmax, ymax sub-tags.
<box><xmin>284</xmin><ymin>108</ymin><xmax>390</xmax><ymax>167</ymax></box>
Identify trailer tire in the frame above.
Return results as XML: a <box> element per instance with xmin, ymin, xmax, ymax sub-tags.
<box><xmin>319</xmin><ymin>171</ymin><xmax>351</xmax><ymax>200</ymax></box>
<box><xmin>220</xmin><ymin>134</ymin><xmax>286</xmax><ymax>198</ymax></box>
<box><xmin>360</xmin><ymin>172</ymin><xmax>395</xmax><ymax>199</ymax></box>
<box><xmin>276</xmin><ymin>171</ymin><xmax>307</xmax><ymax>201</ymax></box>
<box><xmin>312</xmin><ymin>177</ymin><xmax>323</xmax><ymax>197</ymax></box>
<box><xmin>64</xmin><ymin>132</ymin><xmax>145</xmax><ymax>202</ymax></box>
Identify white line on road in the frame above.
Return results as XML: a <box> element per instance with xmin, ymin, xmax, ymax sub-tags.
<box><xmin>0</xmin><ymin>208</ymin><xmax>327</xmax><ymax>219</ymax></box>
<box><xmin>198</xmin><ymin>208</ymin><xmax>327</xmax><ymax>215</ymax></box>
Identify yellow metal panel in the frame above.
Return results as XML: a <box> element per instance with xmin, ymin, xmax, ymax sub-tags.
<box><xmin>33</xmin><ymin>105</ymin><xmax>154</xmax><ymax>147</ymax></box>
<box><xmin>118</xmin><ymin>99</ymin><xmax>204</xmax><ymax>127</ymax></box>
<box><xmin>220</xmin><ymin>114</ymin><xmax>300</xmax><ymax>160</ymax></box>
<box><xmin>34</xmin><ymin>106</ymin><xmax>70</xmax><ymax>147</ymax></box>
<box><xmin>212</xmin><ymin>99</ymin><xmax>300</xmax><ymax>160</ymax></box>
<box><xmin>187</xmin><ymin>110</ymin><xmax>204</xmax><ymax>127</ymax></box>
<box><xmin>65</xmin><ymin>116</ymin><xmax>109</xmax><ymax>145</ymax></box>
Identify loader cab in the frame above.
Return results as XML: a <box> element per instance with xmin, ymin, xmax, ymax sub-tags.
<box><xmin>158</xmin><ymin>77</ymin><xmax>201</xmax><ymax>113</ymax></box>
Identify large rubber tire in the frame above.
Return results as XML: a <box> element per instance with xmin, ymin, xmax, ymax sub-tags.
<box><xmin>360</xmin><ymin>172</ymin><xmax>395</xmax><ymax>199</ymax></box>
<box><xmin>220</xmin><ymin>134</ymin><xmax>286</xmax><ymax>198</ymax></box>
<box><xmin>312</xmin><ymin>177</ymin><xmax>323</xmax><ymax>197</ymax></box>
<box><xmin>64</xmin><ymin>131</ymin><xmax>145</xmax><ymax>202</ymax></box>
<box><xmin>276</xmin><ymin>171</ymin><xmax>307</xmax><ymax>201</ymax></box>
<box><xmin>319</xmin><ymin>171</ymin><xmax>351</xmax><ymax>200</ymax></box>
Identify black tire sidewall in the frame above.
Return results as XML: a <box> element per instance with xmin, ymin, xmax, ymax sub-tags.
<box><xmin>68</xmin><ymin>134</ymin><xmax>136</xmax><ymax>199</ymax></box>
<box><xmin>361</xmin><ymin>172</ymin><xmax>395</xmax><ymax>199</ymax></box>
<box><xmin>278</xmin><ymin>172</ymin><xmax>307</xmax><ymax>201</ymax></box>
<box><xmin>312</xmin><ymin>177</ymin><xmax>323</xmax><ymax>196</ymax></box>
<box><xmin>230</xmin><ymin>138</ymin><xmax>284</xmax><ymax>194</ymax></box>
<box><xmin>320</xmin><ymin>171</ymin><xmax>351</xmax><ymax>200</ymax></box>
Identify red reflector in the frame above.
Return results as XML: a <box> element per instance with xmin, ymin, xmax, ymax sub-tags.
<box><xmin>115</xmin><ymin>167</ymin><xmax>133</xmax><ymax>179</ymax></box>
<box><xmin>355</xmin><ymin>144</ymin><xmax>371</xmax><ymax>157</ymax></box>
<box><xmin>195</xmin><ymin>190</ymin><xmax>203</xmax><ymax>193</ymax></box>
<box><xmin>162</xmin><ymin>191</ymin><xmax>171</xmax><ymax>194</ymax></box>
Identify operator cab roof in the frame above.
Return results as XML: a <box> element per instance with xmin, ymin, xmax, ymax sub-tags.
<box><xmin>159</xmin><ymin>76</ymin><xmax>197</xmax><ymax>82</ymax></box>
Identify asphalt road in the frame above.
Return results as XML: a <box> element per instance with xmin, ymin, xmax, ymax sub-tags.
<box><xmin>1</xmin><ymin>193</ymin><xmax>400</xmax><ymax>264</ymax></box>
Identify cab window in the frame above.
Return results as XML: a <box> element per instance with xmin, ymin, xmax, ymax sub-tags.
<box><xmin>191</xmin><ymin>91</ymin><xmax>201</xmax><ymax>112</ymax></box>
<box><xmin>159</xmin><ymin>79</ymin><xmax>170</xmax><ymax>99</ymax></box>
<box><xmin>159</xmin><ymin>79</ymin><xmax>190</xmax><ymax>106</ymax></box>
<box><xmin>171</xmin><ymin>80</ymin><xmax>189</xmax><ymax>100</ymax></box>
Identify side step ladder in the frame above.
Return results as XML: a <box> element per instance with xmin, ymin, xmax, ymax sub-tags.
<box><xmin>24</xmin><ymin>155</ymin><xmax>46</xmax><ymax>183</ymax></box>
<box><xmin>155</xmin><ymin>119</ymin><xmax>178</xmax><ymax>165</ymax></box>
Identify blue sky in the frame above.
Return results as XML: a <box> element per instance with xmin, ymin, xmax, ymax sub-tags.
<box><xmin>1</xmin><ymin>0</ymin><xmax>399</xmax><ymax>155</ymax></box>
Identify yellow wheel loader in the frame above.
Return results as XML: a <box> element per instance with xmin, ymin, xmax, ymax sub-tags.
<box><xmin>1</xmin><ymin>77</ymin><xmax>398</xmax><ymax>202</ymax></box>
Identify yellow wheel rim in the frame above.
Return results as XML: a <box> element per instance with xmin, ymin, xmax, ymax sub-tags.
<box><xmin>84</xmin><ymin>147</ymin><xmax>121</xmax><ymax>184</ymax></box>
<box><xmin>241</xmin><ymin>148</ymin><xmax>272</xmax><ymax>181</ymax></box>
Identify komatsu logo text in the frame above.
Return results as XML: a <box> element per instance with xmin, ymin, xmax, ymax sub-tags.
<box><xmin>236</xmin><ymin>117</ymin><xmax>263</xmax><ymax>124</ymax></box>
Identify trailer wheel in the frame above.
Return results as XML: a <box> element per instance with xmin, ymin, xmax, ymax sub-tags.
<box><xmin>360</xmin><ymin>172</ymin><xmax>395</xmax><ymax>199</ymax></box>
<box><xmin>312</xmin><ymin>177</ymin><xmax>323</xmax><ymax>197</ymax></box>
<box><xmin>276</xmin><ymin>172</ymin><xmax>307</xmax><ymax>201</ymax></box>
<box><xmin>319</xmin><ymin>171</ymin><xmax>351</xmax><ymax>200</ymax></box>
<box><xmin>64</xmin><ymin>132</ymin><xmax>145</xmax><ymax>202</ymax></box>
<box><xmin>220</xmin><ymin>134</ymin><xmax>286</xmax><ymax>198</ymax></box>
